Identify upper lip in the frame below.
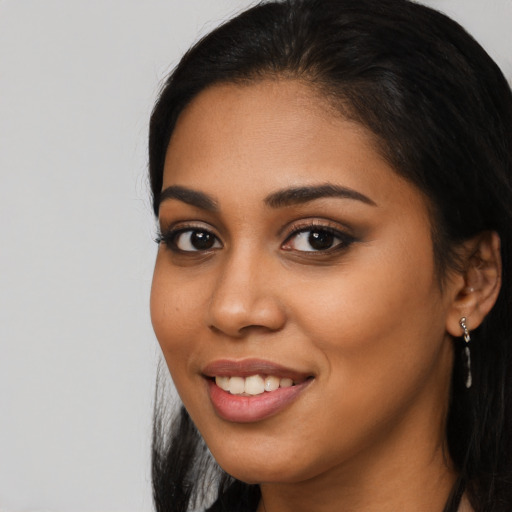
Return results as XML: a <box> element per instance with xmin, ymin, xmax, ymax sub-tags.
<box><xmin>202</xmin><ymin>358</ymin><xmax>313</xmax><ymax>382</ymax></box>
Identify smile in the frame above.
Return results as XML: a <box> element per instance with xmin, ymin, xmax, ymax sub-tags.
<box><xmin>215</xmin><ymin>375</ymin><xmax>295</xmax><ymax>395</ymax></box>
<box><xmin>203</xmin><ymin>359</ymin><xmax>314</xmax><ymax>422</ymax></box>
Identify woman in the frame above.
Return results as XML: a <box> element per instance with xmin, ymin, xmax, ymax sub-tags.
<box><xmin>148</xmin><ymin>0</ymin><xmax>512</xmax><ymax>511</ymax></box>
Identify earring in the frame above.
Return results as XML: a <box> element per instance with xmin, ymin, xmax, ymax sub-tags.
<box><xmin>459</xmin><ymin>317</ymin><xmax>472</xmax><ymax>389</ymax></box>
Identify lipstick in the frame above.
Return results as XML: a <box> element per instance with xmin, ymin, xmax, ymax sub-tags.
<box><xmin>203</xmin><ymin>359</ymin><xmax>313</xmax><ymax>423</ymax></box>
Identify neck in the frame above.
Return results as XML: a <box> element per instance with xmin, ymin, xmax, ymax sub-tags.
<box><xmin>258</xmin><ymin>444</ymin><xmax>456</xmax><ymax>512</ymax></box>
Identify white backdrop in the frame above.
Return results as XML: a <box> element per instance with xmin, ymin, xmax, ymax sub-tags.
<box><xmin>0</xmin><ymin>1</ymin><xmax>510</xmax><ymax>511</ymax></box>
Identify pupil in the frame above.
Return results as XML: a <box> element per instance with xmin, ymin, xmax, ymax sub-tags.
<box><xmin>308</xmin><ymin>230</ymin><xmax>334</xmax><ymax>250</ymax></box>
<box><xmin>191</xmin><ymin>231</ymin><xmax>214</xmax><ymax>250</ymax></box>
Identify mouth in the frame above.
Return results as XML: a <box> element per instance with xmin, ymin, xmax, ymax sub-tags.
<box><xmin>210</xmin><ymin>374</ymin><xmax>307</xmax><ymax>396</ymax></box>
<box><xmin>202</xmin><ymin>359</ymin><xmax>314</xmax><ymax>422</ymax></box>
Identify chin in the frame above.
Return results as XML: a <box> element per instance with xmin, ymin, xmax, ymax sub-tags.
<box><xmin>218</xmin><ymin>462</ymin><xmax>300</xmax><ymax>485</ymax></box>
<box><xmin>209</xmin><ymin>443</ymin><xmax>325</xmax><ymax>485</ymax></box>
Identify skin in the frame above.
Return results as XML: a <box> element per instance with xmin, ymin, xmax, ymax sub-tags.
<box><xmin>150</xmin><ymin>79</ymin><xmax>492</xmax><ymax>511</ymax></box>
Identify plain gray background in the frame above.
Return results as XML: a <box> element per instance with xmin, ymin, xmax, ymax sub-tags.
<box><xmin>0</xmin><ymin>1</ymin><xmax>510</xmax><ymax>510</ymax></box>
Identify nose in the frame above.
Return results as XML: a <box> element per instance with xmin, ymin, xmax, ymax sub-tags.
<box><xmin>206</xmin><ymin>250</ymin><xmax>287</xmax><ymax>338</ymax></box>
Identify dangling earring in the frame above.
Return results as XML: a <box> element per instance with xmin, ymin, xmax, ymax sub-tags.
<box><xmin>459</xmin><ymin>317</ymin><xmax>472</xmax><ymax>389</ymax></box>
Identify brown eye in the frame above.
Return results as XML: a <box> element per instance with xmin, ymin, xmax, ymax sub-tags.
<box><xmin>307</xmin><ymin>230</ymin><xmax>335</xmax><ymax>250</ymax></box>
<box><xmin>174</xmin><ymin>229</ymin><xmax>221</xmax><ymax>251</ymax></box>
<box><xmin>283</xmin><ymin>228</ymin><xmax>353</xmax><ymax>252</ymax></box>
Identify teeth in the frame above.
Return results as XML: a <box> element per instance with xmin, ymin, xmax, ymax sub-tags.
<box><xmin>228</xmin><ymin>376</ymin><xmax>245</xmax><ymax>395</ymax></box>
<box><xmin>215</xmin><ymin>374</ymin><xmax>296</xmax><ymax>395</ymax></box>
<box><xmin>215</xmin><ymin>376</ymin><xmax>230</xmax><ymax>392</ymax></box>
<box><xmin>280</xmin><ymin>377</ymin><xmax>293</xmax><ymax>388</ymax></box>
<box><xmin>245</xmin><ymin>375</ymin><xmax>265</xmax><ymax>395</ymax></box>
<box><xmin>264</xmin><ymin>375</ymin><xmax>280</xmax><ymax>392</ymax></box>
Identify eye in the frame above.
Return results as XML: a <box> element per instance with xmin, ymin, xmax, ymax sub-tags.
<box><xmin>282</xmin><ymin>227</ymin><xmax>353</xmax><ymax>252</ymax></box>
<box><xmin>157</xmin><ymin>228</ymin><xmax>222</xmax><ymax>252</ymax></box>
<box><xmin>175</xmin><ymin>229</ymin><xmax>221</xmax><ymax>251</ymax></box>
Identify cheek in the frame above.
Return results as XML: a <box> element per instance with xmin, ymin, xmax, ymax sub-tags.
<box><xmin>269</xmin><ymin>248</ymin><xmax>450</xmax><ymax>470</ymax></box>
<box><xmin>150</xmin><ymin>257</ymin><xmax>207</xmax><ymax>369</ymax></box>
<box><xmin>290</xmin><ymin>234</ymin><xmax>445</xmax><ymax>391</ymax></box>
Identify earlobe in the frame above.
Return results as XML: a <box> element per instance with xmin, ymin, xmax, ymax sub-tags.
<box><xmin>446</xmin><ymin>231</ymin><xmax>502</xmax><ymax>337</ymax></box>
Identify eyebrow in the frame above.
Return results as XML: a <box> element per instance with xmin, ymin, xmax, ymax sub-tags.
<box><xmin>156</xmin><ymin>182</ymin><xmax>376</xmax><ymax>213</ymax></box>
<box><xmin>264</xmin><ymin>184</ymin><xmax>377</xmax><ymax>208</ymax></box>
<box><xmin>157</xmin><ymin>185</ymin><xmax>218</xmax><ymax>212</ymax></box>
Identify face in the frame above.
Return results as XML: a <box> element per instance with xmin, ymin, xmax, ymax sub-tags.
<box><xmin>151</xmin><ymin>80</ymin><xmax>456</xmax><ymax>485</ymax></box>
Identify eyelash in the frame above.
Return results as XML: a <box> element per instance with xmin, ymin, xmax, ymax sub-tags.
<box><xmin>155</xmin><ymin>222</ymin><xmax>356</xmax><ymax>254</ymax></box>
<box><xmin>282</xmin><ymin>224</ymin><xmax>355</xmax><ymax>254</ymax></box>
<box><xmin>155</xmin><ymin>225</ymin><xmax>222</xmax><ymax>253</ymax></box>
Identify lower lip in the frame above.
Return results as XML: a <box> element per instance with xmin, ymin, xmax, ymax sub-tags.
<box><xmin>207</xmin><ymin>378</ymin><xmax>312</xmax><ymax>423</ymax></box>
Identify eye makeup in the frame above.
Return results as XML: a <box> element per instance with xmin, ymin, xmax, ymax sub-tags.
<box><xmin>155</xmin><ymin>217</ymin><xmax>358</xmax><ymax>260</ymax></box>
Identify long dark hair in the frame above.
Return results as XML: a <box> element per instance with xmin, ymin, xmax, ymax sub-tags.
<box><xmin>148</xmin><ymin>1</ymin><xmax>512</xmax><ymax>510</ymax></box>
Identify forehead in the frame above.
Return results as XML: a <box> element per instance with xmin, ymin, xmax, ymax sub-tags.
<box><xmin>166</xmin><ymin>80</ymin><xmax>344</xmax><ymax>172</ymax></box>
<box><xmin>162</xmin><ymin>79</ymin><xmax>427</xmax><ymax>218</ymax></box>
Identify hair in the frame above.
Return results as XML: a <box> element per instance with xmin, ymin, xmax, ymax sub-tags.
<box><xmin>148</xmin><ymin>1</ymin><xmax>512</xmax><ymax>511</ymax></box>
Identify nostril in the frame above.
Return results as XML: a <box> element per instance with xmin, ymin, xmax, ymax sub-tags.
<box><xmin>208</xmin><ymin>324</ymin><xmax>223</xmax><ymax>335</ymax></box>
<box><xmin>208</xmin><ymin>322</ymin><xmax>284</xmax><ymax>338</ymax></box>
<box><xmin>207</xmin><ymin>285</ymin><xmax>287</xmax><ymax>337</ymax></box>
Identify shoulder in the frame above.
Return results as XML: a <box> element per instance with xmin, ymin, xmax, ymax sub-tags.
<box><xmin>458</xmin><ymin>494</ymin><xmax>474</xmax><ymax>512</ymax></box>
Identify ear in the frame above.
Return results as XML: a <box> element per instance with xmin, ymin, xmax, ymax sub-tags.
<box><xmin>445</xmin><ymin>231</ymin><xmax>502</xmax><ymax>337</ymax></box>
